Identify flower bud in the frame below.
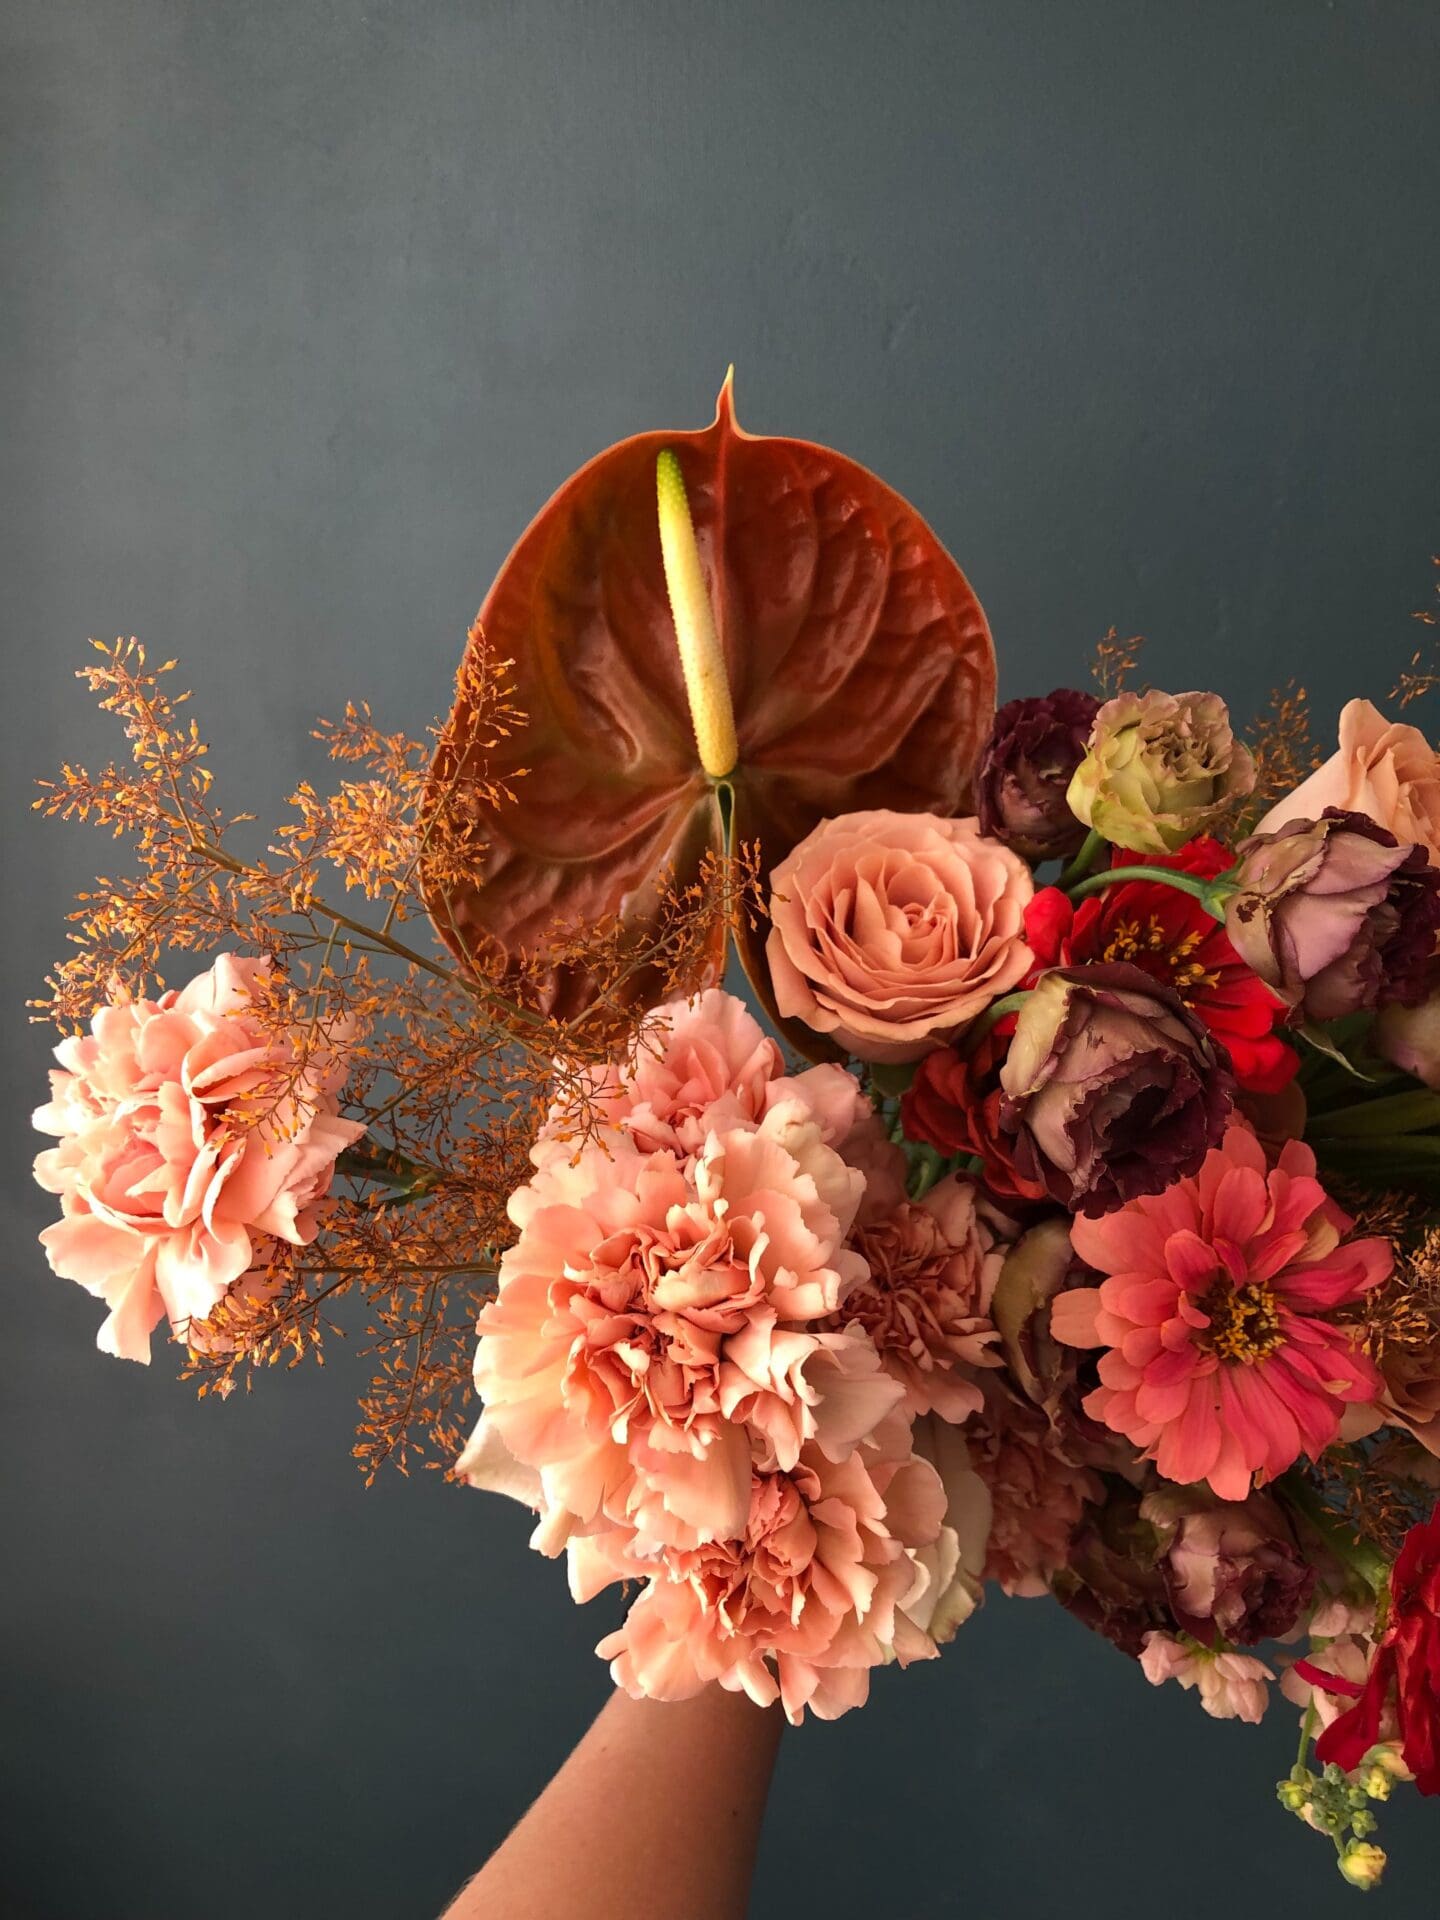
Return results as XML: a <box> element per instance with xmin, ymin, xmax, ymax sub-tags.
<box><xmin>1337</xmin><ymin>1841</ymin><xmax>1386</xmax><ymax>1890</ymax></box>
<box><xmin>1066</xmin><ymin>688</ymin><xmax>1255</xmax><ymax>855</ymax></box>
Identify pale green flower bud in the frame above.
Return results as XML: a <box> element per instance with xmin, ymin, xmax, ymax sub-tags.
<box><xmin>1067</xmin><ymin>689</ymin><xmax>1255</xmax><ymax>854</ymax></box>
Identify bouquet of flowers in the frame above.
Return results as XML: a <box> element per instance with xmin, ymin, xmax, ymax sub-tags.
<box><xmin>31</xmin><ymin>376</ymin><xmax>1440</xmax><ymax>1890</ymax></box>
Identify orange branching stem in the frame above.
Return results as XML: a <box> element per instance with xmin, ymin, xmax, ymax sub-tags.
<box><xmin>1392</xmin><ymin>553</ymin><xmax>1440</xmax><ymax>709</ymax></box>
<box><xmin>1090</xmin><ymin>626</ymin><xmax>1147</xmax><ymax>699</ymax></box>
<box><xmin>33</xmin><ymin>633</ymin><xmax>760</xmax><ymax>1480</ymax></box>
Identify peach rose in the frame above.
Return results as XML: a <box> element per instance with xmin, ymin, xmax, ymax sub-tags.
<box><xmin>1255</xmin><ymin>698</ymin><xmax>1440</xmax><ymax>864</ymax></box>
<box><xmin>32</xmin><ymin>954</ymin><xmax>363</xmax><ymax>1362</ymax></box>
<box><xmin>766</xmin><ymin>810</ymin><xmax>1035</xmax><ymax>1064</ymax></box>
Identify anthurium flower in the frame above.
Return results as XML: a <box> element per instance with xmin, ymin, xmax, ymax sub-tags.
<box><xmin>426</xmin><ymin>375</ymin><xmax>996</xmax><ymax>1034</ymax></box>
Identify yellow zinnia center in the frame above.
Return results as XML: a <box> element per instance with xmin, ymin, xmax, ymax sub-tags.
<box><xmin>1203</xmin><ymin>1279</ymin><xmax>1283</xmax><ymax>1363</ymax></box>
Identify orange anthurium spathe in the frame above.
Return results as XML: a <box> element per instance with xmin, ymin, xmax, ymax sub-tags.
<box><xmin>427</xmin><ymin>373</ymin><xmax>997</xmax><ymax>1034</ymax></box>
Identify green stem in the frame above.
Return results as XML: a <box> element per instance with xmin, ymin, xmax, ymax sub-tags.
<box><xmin>1306</xmin><ymin>1088</ymin><xmax>1440</xmax><ymax>1138</ymax></box>
<box><xmin>961</xmin><ymin>989</ymin><xmax>1033</xmax><ymax>1052</ymax></box>
<box><xmin>1057</xmin><ymin>828</ymin><xmax>1106</xmax><ymax>891</ymax></box>
<box><xmin>1067</xmin><ymin>862</ymin><xmax>1234</xmax><ymax>922</ymax></box>
<box><xmin>1296</xmin><ymin>1697</ymin><xmax>1318</xmax><ymax>1776</ymax></box>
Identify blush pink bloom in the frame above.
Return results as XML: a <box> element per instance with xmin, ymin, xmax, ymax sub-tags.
<box><xmin>1051</xmin><ymin>1127</ymin><xmax>1389</xmax><ymax>1501</ymax></box>
<box><xmin>32</xmin><ymin>954</ymin><xmax>362</xmax><ymax>1362</ymax></box>
<box><xmin>460</xmin><ymin>1106</ymin><xmax>902</xmax><ymax>1556</ymax></box>
<box><xmin>1280</xmin><ymin>1633</ymin><xmax>1379</xmax><ymax>1736</ymax></box>
<box><xmin>1139</xmin><ymin>1631</ymin><xmax>1273</xmax><ymax>1722</ymax></box>
<box><xmin>571</xmin><ymin>1415</ymin><xmax>953</xmax><ymax>1723</ymax></box>
<box><xmin>766</xmin><ymin>810</ymin><xmax>1035</xmax><ymax>1064</ymax></box>
<box><xmin>1256</xmin><ymin>697</ymin><xmax>1440</xmax><ymax>865</ymax></box>
<box><xmin>835</xmin><ymin>1174</ymin><xmax>1005</xmax><ymax>1420</ymax></box>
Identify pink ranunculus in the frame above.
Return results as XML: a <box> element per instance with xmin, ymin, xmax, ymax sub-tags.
<box><xmin>833</xmin><ymin>1174</ymin><xmax>1007</xmax><ymax>1420</ymax></box>
<box><xmin>967</xmin><ymin>1385</ymin><xmax>1102</xmax><ymax>1597</ymax></box>
<box><xmin>462</xmin><ymin>1105</ymin><xmax>901</xmax><ymax>1557</ymax></box>
<box><xmin>1139</xmin><ymin>1631</ymin><xmax>1273</xmax><ymax>1722</ymax></box>
<box><xmin>1050</xmin><ymin>1125</ymin><xmax>1389</xmax><ymax>1501</ymax></box>
<box><xmin>32</xmin><ymin>954</ymin><xmax>363</xmax><ymax>1362</ymax></box>
<box><xmin>766</xmin><ymin>810</ymin><xmax>1035</xmax><ymax>1064</ymax></box>
<box><xmin>1256</xmin><ymin>697</ymin><xmax>1440</xmax><ymax>865</ymax></box>
<box><xmin>573</xmin><ymin>1413</ymin><xmax>953</xmax><ymax>1724</ymax></box>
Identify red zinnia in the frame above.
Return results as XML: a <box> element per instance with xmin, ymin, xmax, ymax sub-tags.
<box><xmin>1317</xmin><ymin>1507</ymin><xmax>1440</xmax><ymax>1793</ymax></box>
<box><xmin>1023</xmin><ymin>838</ymin><xmax>1298</xmax><ymax>1095</ymax></box>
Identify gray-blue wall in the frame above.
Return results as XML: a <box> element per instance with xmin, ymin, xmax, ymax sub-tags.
<box><xmin>5</xmin><ymin>5</ymin><xmax>1439</xmax><ymax>1915</ymax></box>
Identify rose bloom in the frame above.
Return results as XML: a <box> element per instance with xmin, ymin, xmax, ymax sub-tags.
<box><xmin>833</xmin><ymin>1173</ymin><xmax>1005</xmax><ymax>1421</ymax></box>
<box><xmin>975</xmin><ymin>688</ymin><xmax>1100</xmax><ymax>861</ymax></box>
<box><xmin>1140</xmin><ymin>1486</ymin><xmax>1315</xmax><ymax>1646</ymax></box>
<box><xmin>766</xmin><ymin>809</ymin><xmax>1035</xmax><ymax>1064</ymax></box>
<box><xmin>1317</xmin><ymin>1507</ymin><xmax>1440</xmax><ymax>1793</ymax></box>
<box><xmin>998</xmin><ymin>963</ymin><xmax>1234</xmax><ymax>1217</ymax></box>
<box><xmin>570</xmin><ymin>1415</ymin><xmax>958</xmax><ymax>1724</ymax></box>
<box><xmin>1067</xmin><ymin>688</ymin><xmax>1255</xmax><ymax>856</ymax></box>
<box><xmin>459</xmin><ymin>1102</ymin><xmax>902</xmax><ymax>1556</ymax></box>
<box><xmin>536</xmin><ymin>987</ymin><xmax>866</xmax><ymax>1162</ymax></box>
<box><xmin>32</xmin><ymin>954</ymin><xmax>362</xmax><ymax>1362</ymax></box>
<box><xmin>1139</xmin><ymin>1631</ymin><xmax>1273</xmax><ymax>1723</ymax></box>
<box><xmin>1225</xmin><ymin>809</ymin><xmax>1440</xmax><ymax>1025</ymax></box>
<box><xmin>1023</xmin><ymin>839</ymin><xmax>1297</xmax><ymax>1095</ymax></box>
<box><xmin>900</xmin><ymin>1021</ymin><xmax>1047</xmax><ymax>1204</ymax></box>
<box><xmin>1256</xmin><ymin>697</ymin><xmax>1440</xmax><ymax>865</ymax></box>
<box><xmin>1051</xmin><ymin>1126</ymin><xmax>1389</xmax><ymax>1501</ymax></box>
<box><xmin>967</xmin><ymin>1385</ymin><xmax>1102</xmax><ymax>1597</ymax></box>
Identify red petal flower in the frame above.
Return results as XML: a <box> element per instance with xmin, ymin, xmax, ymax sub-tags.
<box><xmin>1022</xmin><ymin>839</ymin><xmax>1298</xmax><ymax>1094</ymax></box>
<box><xmin>1318</xmin><ymin>1506</ymin><xmax>1440</xmax><ymax>1793</ymax></box>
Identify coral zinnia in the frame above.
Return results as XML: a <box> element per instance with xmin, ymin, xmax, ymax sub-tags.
<box><xmin>1023</xmin><ymin>838</ymin><xmax>1297</xmax><ymax>1094</ymax></box>
<box><xmin>1051</xmin><ymin>1127</ymin><xmax>1389</xmax><ymax>1500</ymax></box>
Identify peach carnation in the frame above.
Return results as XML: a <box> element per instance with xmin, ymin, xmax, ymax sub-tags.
<box><xmin>32</xmin><ymin>954</ymin><xmax>362</xmax><ymax>1362</ymax></box>
<box><xmin>834</xmin><ymin>1173</ymin><xmax>1006</xmax><ymax>1420</ymax></box>
<box><xmin>571</xmin><ymin>1415</ymin><xmax>955</xmax><ymax>1723</ymax></box>
<box><xmin>459</xmin><ymin>1103</ymin><xmax>902</xmax><ymax>1556</ymax></box>
<box><xmin>1051</xmin><ymin>1126</ymin><xmax>1389</xmax><ymax>1501</ymax></box>
<box><xmin>1255</xmin><ymin>697</ymin><xmax>1440</xmax><ymax>865</ymax></box>
<box><xmin>766</xmin><ymin>809</ymin><xmax>1035</xmax><ymax>1064</ymax></box>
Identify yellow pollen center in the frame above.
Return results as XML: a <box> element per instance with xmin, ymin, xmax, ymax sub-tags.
<box><xmin>1203</xmin><ymin>1279</ymin><xmax>1284</xmax><ymax>1363</ymax></box>
<box><xmin>1100</xmin><ymin>915</ymin><xmax>1221</xmax><ymax>1004</ymax></box>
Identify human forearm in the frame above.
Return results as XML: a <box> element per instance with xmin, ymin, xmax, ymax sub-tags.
<box><xmin>443</xmin><ymin>1685</ymin><xmax>783</xmax><ymax>1920</ymax></box>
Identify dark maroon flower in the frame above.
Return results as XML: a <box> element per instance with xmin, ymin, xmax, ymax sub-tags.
<box><xmin>1226</xmin><ymin>808</ymin><xmax>1440</xmax><ymax>1025</ymax></box>
<box><xmin>1140</xmin><ymin>1488</ymin><xmax>1315</xmax><ymax>1648</ymax></box>
<box><xmin>997</xmin><ymin>963</ymin><xmax>1235</xmax><ymax>1217</ymax></box>
<box><xmin>1052</xmin><ymin>1484</ymin><xmax>1174</xmax><ymax>1658</ymax></box>
<box><xmin>976</xmin><ymin>688</ymin><xmax>1100</xmax><ymax>862</ymax></box>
